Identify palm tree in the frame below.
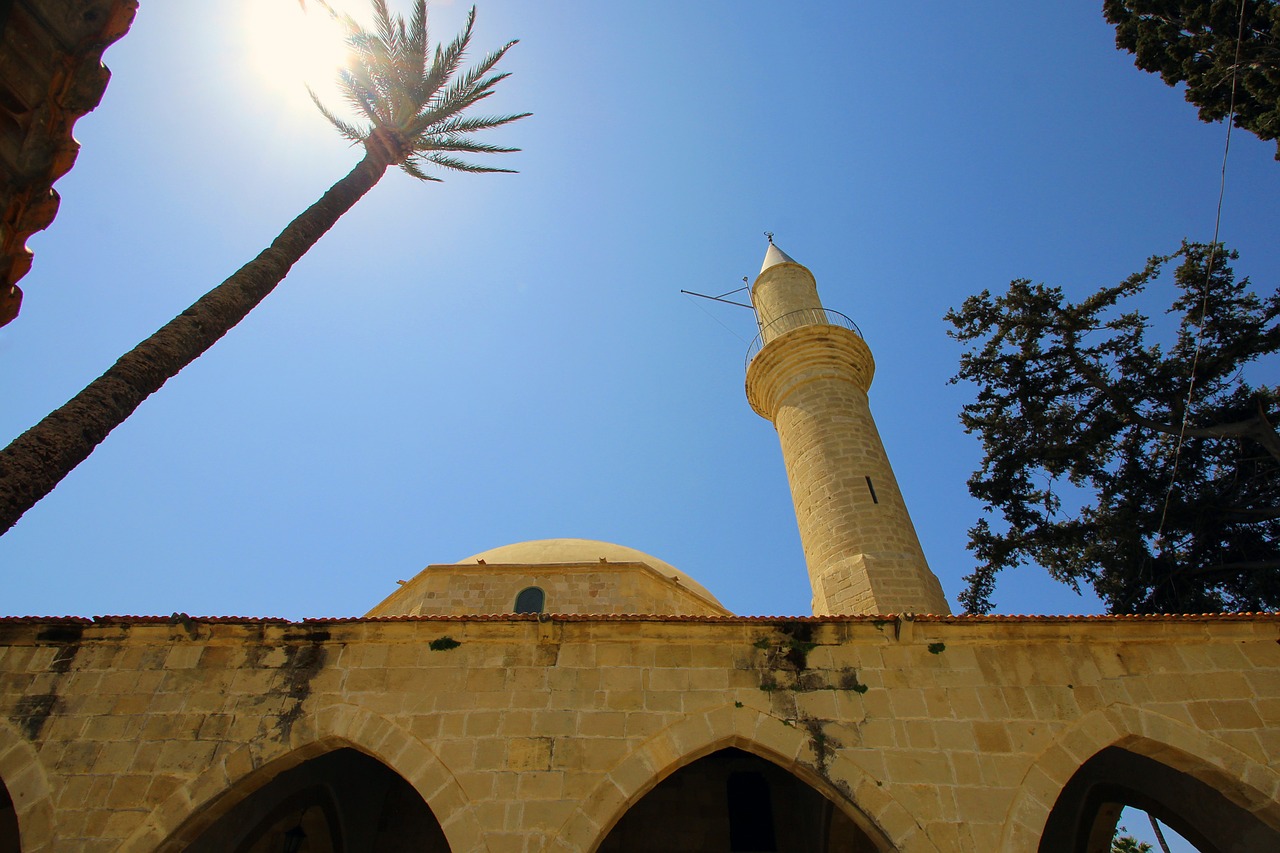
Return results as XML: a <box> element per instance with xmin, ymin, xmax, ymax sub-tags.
<box><xmin>0</xmin><ymin>1</ymin><xmax>527</xmax><ymax>535</ymax></box>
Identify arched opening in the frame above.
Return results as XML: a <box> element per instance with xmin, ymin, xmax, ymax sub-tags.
<box><xmin>180</xmin><ymin>748</ymin><xmax>450</xmax><ymax>852</ymax></box>
<box><xmin>1</xmin><ymin>776</ymin><xmax>19</xmax><ymax>853</ymax></box>
<box><xmin>1040</xmin><ymin>746</ymin><xmax>1280</xmax><ymax>853</ymax></box>
<box><xmin>597</xmin><ymin>747</ymin><xmax>879</xmax><ymax>852</ymax></box>
<box><xmin>514</xmin><ymin>586</ymin><xmax>545</xmax><ymax>614</ymax></box>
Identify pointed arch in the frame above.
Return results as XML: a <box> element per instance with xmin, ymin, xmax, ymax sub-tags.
<box><xmin>117</xmin><ymin>703</ymin><xmax>483</xmax><ymax>853</ymax></box>
<box><xmin>1001</xmin><ymin>704</ymin><xmax>1280</xmax><ymax>851</ymax></box>
<box><xmin>550</xmin><ymin>702</ymin><xmax>930</xmax><ymax>853</ymax></box>
<box><xmin>0</xmin><ymin>718</ymin><xmax>54</xmax><ymax>853</ymax></box>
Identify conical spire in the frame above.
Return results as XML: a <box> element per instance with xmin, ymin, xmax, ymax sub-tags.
<box><xmin>760</xmin><ymin>241</ymin><xmax>799</xmax><ymax>274</ymax></box>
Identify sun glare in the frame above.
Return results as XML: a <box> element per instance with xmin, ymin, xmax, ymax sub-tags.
<box><xmin>244</xmin><ymin>2</ymin><xmax>355</xmax><ymax>108</ymax></box>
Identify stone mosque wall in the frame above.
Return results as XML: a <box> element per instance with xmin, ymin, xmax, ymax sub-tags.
<box><xmin>1</xmin><ymin>612</ymin><xmax>1277</xmax><ymax>852</ymax></box>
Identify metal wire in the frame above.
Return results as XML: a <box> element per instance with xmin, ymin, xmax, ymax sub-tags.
<box><xmin>1152</xmin><ymin>0</ymin><xmax>1250</xmax><ymax>575</ymax></box>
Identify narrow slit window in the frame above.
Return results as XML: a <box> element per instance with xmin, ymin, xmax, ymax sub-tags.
<box><xmin>513</xmin><ymin>586</ymin><xmax>545</xmax><ymax>614</ymax></box>
<box><xmin>865</xmin><ymin>476</ymin><xmax>879</xmax><ymax>504</ymax></box>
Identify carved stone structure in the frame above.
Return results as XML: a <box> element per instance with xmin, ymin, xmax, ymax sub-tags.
<box><xmin>746</xmin><ymin>244</ymin><xmax>949</xmax><ymax>616</ymax></box>
<box><xmin>1</xmin><ymin>244</ymin><xmax>1277</xmax><ymax>852</ymax></box>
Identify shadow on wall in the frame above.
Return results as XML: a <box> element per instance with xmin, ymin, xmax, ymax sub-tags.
<box><xmin>2</xmin><ymin>777</ymin><xmax>18</xmax><ymax>853</ymax></box>
<box><xmin>175</xmin><ymin>748</ymin><xmax>448</xmax><ymax>853</ymax></box>
<box><xmin>598</xmin><ymin>747</ymin><xmax>880</xmax><ymax>853</ymax></box>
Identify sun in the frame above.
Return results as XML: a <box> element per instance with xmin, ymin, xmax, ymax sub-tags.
<box><xmin>242</xmin><ymin>2</ymin><xmax>355</xmax><ymax>108</ymax></box>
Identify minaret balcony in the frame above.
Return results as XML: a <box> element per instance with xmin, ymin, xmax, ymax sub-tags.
<box><xmin>745</xmin><ymin>308</ymin><xmax>862</xmax><ymax>369</ymax></box>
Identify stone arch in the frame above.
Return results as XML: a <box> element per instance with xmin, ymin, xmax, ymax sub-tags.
<box><xmin>551</xmin><ymin>702</ymin><xmax>931</xmax><ymax>853</ymax></box>
<box><xmin>118</xmin><ymin>703</ymin><xmax>482</xmax><ymax>853</ymax></box>
<box><xmin>0</xmin><ymin>718</ymin><xmax>54</xmax><ymax>853</ymax></box>
<box><xmin>1001</xmin><ymin>705</ymin><xmax>1280</xmax><ymax>851</ymax></box>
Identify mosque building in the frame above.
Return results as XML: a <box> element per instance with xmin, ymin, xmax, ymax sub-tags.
<box><xmin>1</xmin><ymin>244</ymin><xmax>1278</xmax><ymax>852</ymax></box>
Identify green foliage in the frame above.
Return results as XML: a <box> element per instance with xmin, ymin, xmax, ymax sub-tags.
<box><xmin>927</xmin><ymin>642</ymin><xmax>946</xmax><ymax>654</ymax></box>
<box><xmin>311</xmin><ymin>0</ymin><xmax>529</xmax><ymax>180</ymax></box>
<box><xmin>429</xmin><ymin>635</ymin><xmax>461</xmax><ymax>651</ymax></box>
<box><xmin>1104</xmin><ymin>0</ymin><xmax>1280</xmax><ymax>159</ymax></box>
<box><xmin>786</xmin><ymin>638</ymin><xmax>819</xmax><ymax>655</ymax></box>
<box><xmin>1111</xmin><ymin>833</ymin><xmax>1154</xmax><ymax>853</ymax></box>
<box><xmin>947</xmin><ymin>242</ymin><xmax>1280</xmax><ymax>614</ymax></box>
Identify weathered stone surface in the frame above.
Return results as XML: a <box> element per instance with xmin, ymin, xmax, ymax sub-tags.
<box><xmin>1</xmin><ymin>613</ymin><xmax>1277</xmax><ymax>851</ymax></box>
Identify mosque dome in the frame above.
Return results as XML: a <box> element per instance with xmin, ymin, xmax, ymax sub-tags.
<box><xmin>458</xmin><ymin>539</ymin><xmax>723</xmax><ymax>606</ymax></box>
<box><xmin>367</xmin><ymin>538</ymin><xmax>729</xmax><ymax>617</ymax></box>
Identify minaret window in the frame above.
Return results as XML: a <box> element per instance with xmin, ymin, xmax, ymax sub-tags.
<box><xmin>865</xmin><ymin>476</ymin><xmax>879</xmax><ymax>504</ymax></box>
<box><xmin>513</xmin><ymin>587</ymin><xmax>545</xmax><ymax>614</ymax></box>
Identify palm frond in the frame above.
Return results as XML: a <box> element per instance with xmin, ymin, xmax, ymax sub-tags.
<box><xmin>418</xmin><ymin>152</ymin><xmax>517</xmax><ymax>174</ymax></box>
<box><xmin>408</xmin><ymin>69</ymin><xmax>514</xmax><ymax>139</ymax></box>
<box><xmin>414</xmin><ymin>137</ymin><xmax>521</xmax><ymax>155</ymax></box>
<box><xmin>410</xmin><ymin>93</ymin><xmax>496</xmax><ymax>141</ymax></box>
<box><xmin>414</xmin><ymin>50</ymin><xmax>515</xmax><ymax>125</ymax></box>
<box><xmin>347</xmin><ymin>33</ymin><xmax>395</xmax><ymax>105</ymax></box>
<box><xmin>371</xmin><ymin>0</ymin><xmax>395</xmax><ymax>47</ymax></box>
<box><xmin>406</xmin><ymin>0</ymin><xmax>428</xmax><ymax>82</ymax></box>
<box><xmin>453</xmin><ymin>39</ymin><xmax>520</xmax><ymax>93</ymax></box>
<box><xmin>416</xmin><ymin>7</ymin><xmax>475</xmax><ymax>105</ymax></box>
<box><xmin>308</xmin><ymin>1</ymin><xmax>525</xmax><ymax>180</ymax></box>
<box><xmin>398</xmin><ymin>156</ymin><xmax>442</xmax><ymax>182</ymax></box>
<box><xmin>338</xmin><ymin>67</ymin><xmax>385</xmax><ymax>126</ymax></box>
<box><xmin>307</xmin><ymin>86</ymin><xmax>369</xmax><ymax>142</ymax></box>
<box><xmin>430</xmin><ymin>112</ymin><xmax>532</xmax><ymax>135</ymax></box>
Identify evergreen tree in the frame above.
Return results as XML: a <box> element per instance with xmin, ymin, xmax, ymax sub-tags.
<box><xmin>947</xmin><ymin>242</ymin><xmax>1280</xmax><ymax>613</ymax></box>
<box><xmin>1104</xmin><ymin>0</ymin><xmax>1280</xmax><ymax>158</ymax></box>
<box><xmin>0</xmin><ymin>1</ymin><xmax>527</xmax><ymax>535</ymax></box>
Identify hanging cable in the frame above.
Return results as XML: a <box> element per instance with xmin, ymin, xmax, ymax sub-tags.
<box><xmin>1152</xmin><ymin>0</ymin><xmax>1250</xmax><ymax>580</ymax></box>
<box><xmin>684</xmin><ymin>291</ymin><xmax>751</xmax><ymax>345</ymax></box>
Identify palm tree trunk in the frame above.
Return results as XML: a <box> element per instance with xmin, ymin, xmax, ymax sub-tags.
<box><xmin>1147</xmin><ymin>815</ymin><xmax>1172</xmax><ymax>853</ymax></box>
<box><xmin>0</xmin><ymin>151</ymin><xmax>390</xmax><ymax>535</ymax></box>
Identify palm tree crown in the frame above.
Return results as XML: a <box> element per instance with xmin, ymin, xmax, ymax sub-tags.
<box><xmin>0</xmin><ymin>1</ymin><xmax>527</xmax><ymax>535</ymax></box>
<box><xmin>311</xmin><ymin>0</ymin><xmax>529</xmax><ymax>181</ymax></box>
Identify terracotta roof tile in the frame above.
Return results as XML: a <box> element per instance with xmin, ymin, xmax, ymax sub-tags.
<box><xmin>2</xmin><ymin>611</ymin><xmax>1276</xmax><ymax>625</ymax></box>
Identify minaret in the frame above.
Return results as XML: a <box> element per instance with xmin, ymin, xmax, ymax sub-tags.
<box><xmin>745</xmin><ymin>241</ymin><xmax>950</xmax><ymax>615</ymax></box>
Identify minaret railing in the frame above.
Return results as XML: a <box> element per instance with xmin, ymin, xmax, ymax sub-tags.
<box><xmin>745</xmin><ymin>308</ymin><xmax>862</xmax><ymax>369</ymax></box>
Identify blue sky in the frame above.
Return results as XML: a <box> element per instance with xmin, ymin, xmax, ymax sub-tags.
<box><xmin>3</xmin><ymin>2</ymin><xmax>1279</xmax><ymax>623</ymax></box>
<box><xmin>4</xmin><ymin>4</ymin><xmax>1273</xmax><ymax>847</ymax></box>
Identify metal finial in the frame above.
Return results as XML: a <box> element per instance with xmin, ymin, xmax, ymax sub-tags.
<box><xmin>764</xmin><ymin>231</ymin><xmax>774</xmax><ymax>244</ymax></box>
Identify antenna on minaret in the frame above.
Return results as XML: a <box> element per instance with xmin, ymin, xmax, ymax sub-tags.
<box><xmin>679</xmin><ymin>276</ymin><xmax>753</xmax><ymax>309</ymax></box>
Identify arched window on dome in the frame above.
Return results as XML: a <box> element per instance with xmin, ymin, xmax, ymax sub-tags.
<box><xmin>514</xmin><ymin>587</ymin><xmax>545</xmax><ymax>614</ymax></box>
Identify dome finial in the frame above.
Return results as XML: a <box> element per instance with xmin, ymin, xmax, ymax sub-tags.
<box><xmin>764</xmin><ymin>230</ymin><xmax>774</xmax><ymax>244</ymax></box>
